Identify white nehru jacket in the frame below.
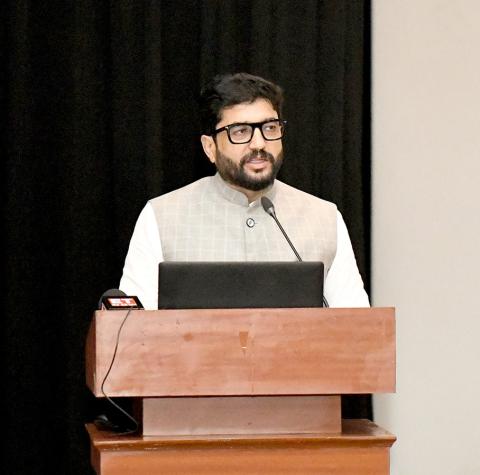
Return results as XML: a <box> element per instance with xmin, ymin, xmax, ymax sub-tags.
<box><xmin>120</xmin><ymin>174</ymin><xmax>370</xmax><ymax>310</ymax></box>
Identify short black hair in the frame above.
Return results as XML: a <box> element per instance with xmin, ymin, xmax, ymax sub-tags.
<box><xmin>199</xmin><ymin>72</ymin><xmax>284</xmax><ymax>135</ymax></box>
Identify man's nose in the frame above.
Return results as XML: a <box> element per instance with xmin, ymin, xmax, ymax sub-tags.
<box><xmin>249</xmin><ymin>126</ymin><xmax>266</xmax><ymax>149</ymax></box>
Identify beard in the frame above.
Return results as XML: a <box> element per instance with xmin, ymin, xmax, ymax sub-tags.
<box><xmin>214</xmin><ymin>148</ymin><xmax>283</xmax><ymax>192</ymax></box>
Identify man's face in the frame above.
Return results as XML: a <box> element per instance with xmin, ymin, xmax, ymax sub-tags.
<box><xmin>201</xmin><ymin>99</ymin><xmax>284</xmax><ymax>196</ymax></box>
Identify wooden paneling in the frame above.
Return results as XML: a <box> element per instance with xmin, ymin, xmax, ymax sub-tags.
<box><xmin>86</xmin><ymin>307</ymin><xmax>395</xmax><ymax>397</ymax></box>
<box><xmin>139</xmin><ymin>395</ymin><xmax>341</xmax><ymax>436</ymax></box>
<box><xmin>87</xmin><ymin>419</ymin><xmax>396</xmax><ymax>475</ymax></box>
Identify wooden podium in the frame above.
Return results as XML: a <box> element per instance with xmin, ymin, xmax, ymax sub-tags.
<box><xmin>85</xmin><ymin>307</ymin><xmax>396</xmax><ymax>474</ymax></box>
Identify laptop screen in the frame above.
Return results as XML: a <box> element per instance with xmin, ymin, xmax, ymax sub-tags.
<box><xmin>157</xmin><ymin>261</ymin><xmax>324</xmax><ymax>309</ymax></box>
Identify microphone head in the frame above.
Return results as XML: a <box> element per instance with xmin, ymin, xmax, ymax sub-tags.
<box><xmin>261</xmin><ymin>196</ymin><xmax>275</xmax><ymax>217</ymax></box>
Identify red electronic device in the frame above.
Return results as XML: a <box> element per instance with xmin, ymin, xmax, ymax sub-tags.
<box><xmin>101</xmin><ymin>295</ymin><xmax>144</xmax><ymax>310</ymax></box>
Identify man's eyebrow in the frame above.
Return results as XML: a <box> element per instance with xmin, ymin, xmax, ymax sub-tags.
<box><xmin>233</xmin><ymin>117</ymin><xmax>279</xmax><ymax>124</ymax></box>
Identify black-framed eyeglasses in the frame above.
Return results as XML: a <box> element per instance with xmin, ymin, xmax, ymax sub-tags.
<box><xmin>212</xmin><ymin>119</ymin><xmax>287</xmax><ymax>144</ymax></box>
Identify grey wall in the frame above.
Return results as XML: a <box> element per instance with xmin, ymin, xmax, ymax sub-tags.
<box><xmin>372</xmin><ymin>1</ymin><xmax>480</xmax><ymax>474</ymax></box>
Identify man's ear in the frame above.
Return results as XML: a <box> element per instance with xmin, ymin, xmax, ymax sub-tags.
<box><xmin>201</xmin><ymin>135</ymin><xmax>216</xmax><ymax>164</ymax></box>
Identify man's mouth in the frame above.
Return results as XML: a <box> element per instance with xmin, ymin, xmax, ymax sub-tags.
<box><xmin>243</xmin><ymin>151</ymin><xmax>273</xmax><ymax>164</ymax></box>
<box><xmin>247</xmin><ymin>155</ymin><xmax>268</xmax><ymax>163</ymax></box>
<box><xmin>244</xmin><ymin>156</ymin><xmax>271</xmax><ymax>172</ymax></box>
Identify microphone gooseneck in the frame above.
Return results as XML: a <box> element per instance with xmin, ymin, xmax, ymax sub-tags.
<box><xmin>260</xmin><ymin>196</ymin><xmax>329</xmax><ymax>308</ymax></box>
<box><xmin>261</xmin><ymin>197</ymin><xmax>302</xmax><ymax>262</ymax></box>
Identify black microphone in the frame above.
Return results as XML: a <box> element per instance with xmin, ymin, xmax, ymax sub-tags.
<box><xmin>261</xmin><ymin>196</ymin><xmax>329</xmax><ymax>307</ymax></box>
<box><xmin>97</xmin><ymin>289</ymin><xmax>144</xmax><ymax>310</ymax></box>
<box><xmin>261</xmin><ymin>197</ymin><xmax>302</xmax><ymax>261</ymax></box>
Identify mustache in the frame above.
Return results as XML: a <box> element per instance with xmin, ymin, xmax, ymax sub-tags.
<box><xmin>240</xmin><ymin>150</ymin><xmax>275</xmax><ymax>166</ymax></box>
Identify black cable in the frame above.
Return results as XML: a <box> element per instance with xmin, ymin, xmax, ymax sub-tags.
<box><xmin>97</xmin><ymin>308</ymin><xmax>139</xmax><ymax>435</ymax></box>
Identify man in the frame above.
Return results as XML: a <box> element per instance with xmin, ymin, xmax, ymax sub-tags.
<box><xmin>119</xmin><ymin>73</ymin><xmax>369</xmax><ymax>310</ymax></box>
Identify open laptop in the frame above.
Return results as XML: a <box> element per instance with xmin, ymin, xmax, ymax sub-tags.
<box><xmin>158</xmin><ymin>261</ymin><xmax>324</xmax><ymax>309</ymax></box>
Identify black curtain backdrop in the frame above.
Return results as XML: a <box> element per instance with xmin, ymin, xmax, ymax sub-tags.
<box><xmin>4</xmin><ymin>1</ymin><xmax>371</xmax><ymax>473</ymax></box>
